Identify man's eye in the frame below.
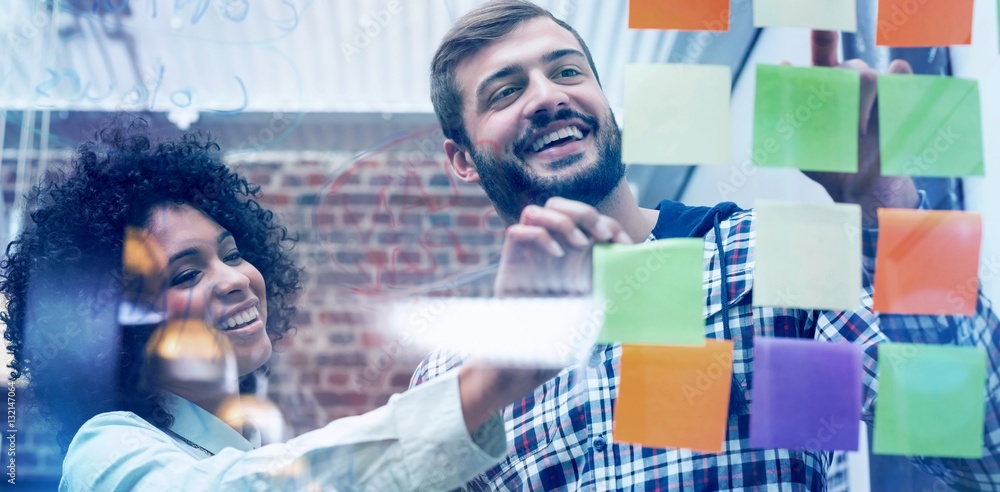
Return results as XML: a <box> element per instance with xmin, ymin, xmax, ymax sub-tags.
<box><xmin>557</xmin><ymin>68</ymin><xmax>581</xmax><ymax>78</ymax></box>
<box><xmin>492</xmin><ymin>87</ymin><xmax>519</xmax><ymax>104</ymax></box>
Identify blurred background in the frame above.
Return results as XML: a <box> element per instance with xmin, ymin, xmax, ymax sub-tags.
<box><xmin>1</xmin><ymin>0</ymin><xmax>997</xmax><ymax>489</ymax></box>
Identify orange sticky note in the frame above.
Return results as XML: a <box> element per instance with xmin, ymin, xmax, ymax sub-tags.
<box><xmin>876</xmin><ymin>0</ymin><xmax>973</xmax><ymax>47</ymax></box>
<box><xmin>613</xmin><ymin>341</ymin><xmax>734</xmax><ymax>452</ymax></box>
<box><xmin>629</xmin><ymin>0</ymin><xmax>731</xmax><ymax>31</ymax></box>
<box><xmin>873</xmin><ymin>209</ymin><xmax>982</xmax><ymax>315</ymax></box>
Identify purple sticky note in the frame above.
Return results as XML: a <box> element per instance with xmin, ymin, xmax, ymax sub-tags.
<box><xmin>750</xmin><ymin>337</ymin><xmax>863</xmax><ymax>451</ymax></box>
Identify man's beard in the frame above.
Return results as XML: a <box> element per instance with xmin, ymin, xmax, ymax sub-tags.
<box><xmin>470</xmin><ymin>108</ymin><xmax>625</xmax><ymax>223</ymax></box>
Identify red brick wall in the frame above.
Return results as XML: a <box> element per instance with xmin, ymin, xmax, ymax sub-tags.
<box><xmin>235</xmin><ymin>150</ymin><xmax>503</xmax><ymax>430</ymax></box>
<box><xmin>6</xmin><ymin>145</ymin><xmax>504</xmax><ymax>479</ymax></box>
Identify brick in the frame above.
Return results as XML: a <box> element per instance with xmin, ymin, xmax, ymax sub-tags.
<box><xmin>249</xmin><ymin>172</ymin><xmax>272</xmax><ymax>185</ymax></box>
<box><xmin>335</xmin><ymin>251</ymin><xmax>364</xmax><ymax>264</ymax></box>
<box><xmin>428</xmin><ymin>214</ymin><xmax>451</xmax><ymax>227</ymax></box>
<box><xmin>316</xmin><ymin>352</ymin><xmax>367</xmax><ymax>367</ymax></box>
<box><xmin>387</xmin><ymin>195</ymin><xmax>427</xmax><ymax>206</ymax></box>
<box><xmin>318</xmin><ymin>230</ymin><xmax>363</xmax><ymax>244</ymax></box>
<box><xmin>326</xmin><ymin>371</ymin><xmax>351</xmax><ymax>387</ymax></box>
<box><xmin>316</xmin><ymin>271</ymin><xmax>371</xmax><ymax>286</ymax></box>
<box><xmin>360</xmin><ymin>331</ymin><xmax>384</xmax><ymax>348</ymax></box>
<box><xmin>280</xmin><ymin>352</ymin><xmax>310</xmax><ymax>368</ymax></box>
<box><xmin>314</xmin><ymin>391</ymin><xmax>368</xmax><ymax>407</ymax></box>
<box><xmin>373</xmin><ymin>212</ymin><xmax>393</xmax><ymax>224</ymax></box>
<box><xmin>307</xmin><ymin>173</ymin><xmax>327</xmax><ymax>186</ymax></box>
<box><xmin>380</xmin><ymin>271</ymin><xmax>435</xmax><ymax>285</ymax></box>
<box><xmin>365</xmin><ymin>250</ymin><xmax>388</xmax><ymax>263</ymax></box>
<box><xmin>283</xmin><ymin>175</ymin><xmax>304</xmax><ymax>187</ymax></box>
<box><xmin>259</xmin><ymin>194</ymin><xmax>290</xmax><ymax>206</ymax></box>
<box><xmin>296</xmin><ymin>194</ymin><xmax>319</xmax><ymax>206</ymax></box>
<box><xmin>395</xmin><ymin>250</ymin><xmax>422</xmax><ymax>263</ymax></box>
<box><xmin>341</xmin><ymin>213</ymin><xmax>364</xmax><ymax>226</ymax></box>
<box><xmin>293</xmin><ymin>311</ymin><xmax>311</xmax><ymax>325</ymax></box>
<box><xmin>314</xmin><ymin>213</ymin><xmax>335</xmax><ymax>226</ymax></box>
<box><xmin>340</xmin><ymin>174</ymin><xmax>362</xmax><ymax>185</ymax></box>
<box><xmin>390</xmin><ymin>372</ymin><xmax>413</xmax><ymax>388</ymax></box>
<box><xmin>458</xmin><ymin>252</ymin><xmax>481</xmax><ymax>264</ymax></box>
<box><xmin>376</xmin><ymin>232</ymin><xmax>419</xmax><ymax>244</ymax></box>
<box><xmin>318</xmin><ymin>311</ymin><xmax>364</xmax><ymax>325</ymax></box>
<box><xmin>328</xmin><ymin>331</ymin><xmax>355</xmax><ymax>345</ymax></box>
<box><xmin>398</xmin><ymin>213</ymin><xmax>422</xmax><ymax>226</ymax></box>
<box><xmin>428</xmin><ymin>174</ymin><xmax>452</xmax><ymax>187</ymax></box>
<box><xmin>457</xmin><ymin>214</ymin><xmax>481</xmax><ymax>227</ymax></box>
<box><xmin>300</xmin><ymin>371</ymin><xmax>320</xmax><ymax>386</ymax></box>
<box><xmin>369</xmin><ymin>175</ymin><xmax>394</xmax><ymax>187</ymax></box>
<box><xmin>345</xmin><ymin>194</ymin><xmax>379</xmax><ymax>206</ymax></box>
<box><xmin>454</xmin><ymin>195</ymin><xmax>492</xmax><ymax>207</ymax></box>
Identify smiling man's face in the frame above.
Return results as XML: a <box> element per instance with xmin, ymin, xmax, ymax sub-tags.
<box><xmin>451</xmin><ymin>16</ymin><xmax>624</xmax><ymax>222</ymax></box>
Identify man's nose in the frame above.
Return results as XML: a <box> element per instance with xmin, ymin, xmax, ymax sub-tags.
<box><xmin>522</xmin><ymin>73</ymin><xmax>570</xmax><ymax>120</ymax></box>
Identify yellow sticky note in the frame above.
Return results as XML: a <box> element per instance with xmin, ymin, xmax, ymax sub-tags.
<box><xmin>753</xmin><ymin>0</ymin><xmax>857</xmax><ymax>31</ymax></box>
<box><xmin>753</xmin><ymin>200</ymin><xmax>862</xmax><ymax>311</ymax></box>
<box><xmin>623</xmin><ymin>64</ymin><xmax>731</xmax><ymax>166</ymax></box>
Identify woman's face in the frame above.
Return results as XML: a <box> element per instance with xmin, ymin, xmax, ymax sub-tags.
<box><xmin>145</xmin><ymin>203</ymin><xmax>271</xmax><ymax>376</ymax></box>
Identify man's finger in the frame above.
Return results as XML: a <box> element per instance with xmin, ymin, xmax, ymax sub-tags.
<box><xmin>505</xmin><ymin>224</ymin><xmax>564</xmax><ymax>257</ymax></box>
<box><xmin>842</xmin><ymin>59</ymin><xmax>878</xmax><ymax>136</ymax></box>
<box><xmin>887</xmin><ymin>59</ymin><xmax>914</xmax><ymax>75</ymax></box>
<box><xmin>543</xmin><ymin>197</ymin><xmax>620</xmax><ymax>242</ymax></box>
<box><xmin>520</xmin><ymin>205</ymin><xmax>591</xmax><ymax>249</ymax></box>
<box><xmin>811</xmin><ymin>30</ymin><xmax>839</xmax><ymax>67</ymax></box>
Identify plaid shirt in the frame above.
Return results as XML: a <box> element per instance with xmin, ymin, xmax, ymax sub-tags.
<box><xmin>411</xmin><ymin>207</ymin><xmax>1000</xmax><ymax>491</ymax></box>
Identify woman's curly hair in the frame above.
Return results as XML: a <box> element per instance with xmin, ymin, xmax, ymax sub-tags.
<box><xmin>0</xmin><ymin>116</ymin><xmax>301</xmax><ymax>449</ymax></box>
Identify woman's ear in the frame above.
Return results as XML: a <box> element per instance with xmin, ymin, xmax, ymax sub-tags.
<box><xmin>444</xmin><ymin>139</ymin><xmax>479</xmax><ymax>184</ymax></box>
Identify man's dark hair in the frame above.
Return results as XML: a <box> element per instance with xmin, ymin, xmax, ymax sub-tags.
<box><xmin>0</xmin><ymin>115</ymin><xmax>301</xmax><ymax>448</ymax></box>
<box><xmin>430</xmin><ymin>0</ymin><xmax>601</xmax><ymax>149</ymax></box>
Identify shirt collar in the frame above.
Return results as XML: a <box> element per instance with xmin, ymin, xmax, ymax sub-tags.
<box><xmin>161</xmin><ymin>392</ymin><xmax>261</xmax><ymax>455</ymax></box>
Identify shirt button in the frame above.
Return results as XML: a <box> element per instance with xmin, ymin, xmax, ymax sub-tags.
<box><xmin>593</xmin><ymin>437</ymin><xmax>606</xmax><ymax>452</ymax></box>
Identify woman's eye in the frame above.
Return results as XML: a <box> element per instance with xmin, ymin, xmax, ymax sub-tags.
<box><xmin>171</xmin><ymin>270</ymin><xmax>199</xmax><ymax>287</ymax></box>
<box><xmin>224</xmin><ymin>250</ymin><xmax>242</xmax><ymax>263</ymax></box>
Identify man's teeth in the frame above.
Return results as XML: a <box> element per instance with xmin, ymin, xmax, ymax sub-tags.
<box><xmin>219</xmin><ymin>306</ymin><xmax>259</xmax><ymax>330</ymax></box>
<box><xmin>530</xmin><ymin>126</ymin><xmax>585</xmax><ymax>152</ymax></box>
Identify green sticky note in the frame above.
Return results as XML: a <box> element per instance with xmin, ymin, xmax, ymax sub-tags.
<box><xmin>753</xmin><ymin>200</ymin><xmax>862</xmax><ymax>311</ymax></box>
<box><xmin>874</xmin><ymin>344</ymin><xmax>986</xmax><ymax>458</ymax></box>
<box><xmin>593</xmin><ymin>238</ymin><xmax>705</xmax><ymax>345</ymax></box>
<box><xmin>623</xmin><ymin>64</ymin><xmax>732</xmax><ymax>165</ymax></box>
<box><xmin>753</xmin><ymin>0</ymin><xmax>857</xmax><ymax>32</ymax></box>
<box><xmin>752</xmin><ymin>65</ymin><xmax>860</xmax><ymax>172</ymax></box>
<box><xmin>878</xmin><ymin>74</ymin><xmax>984</xmax><ymax>177</ymax></box>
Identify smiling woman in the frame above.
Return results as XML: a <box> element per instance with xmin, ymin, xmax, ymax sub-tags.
<box><xmin>0</xmin><ymin>115</ymin><xmax>555</xmax><ymax>490</ymax></box>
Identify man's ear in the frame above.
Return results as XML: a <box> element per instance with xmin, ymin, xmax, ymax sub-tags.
<box><xmin>444</xmin><ymin>139</ymin><xmax>480</xmax><ymax>184</ymax></box>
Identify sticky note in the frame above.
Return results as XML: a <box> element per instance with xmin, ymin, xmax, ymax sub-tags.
<box><xmin>752</xmin><ymin>65</ymin><xmax>860</xmax><ymax>173</ymax></box>
<box><xmin>614</xmin><ymin>341</ymin><xmax>734</xmax><ymax>452</ymax></box>
<box><xmin>593</xmin><ymin>239</ymin><xmax>704</xmax><ymax>345</ymax></box>
<box><xmin>878</xmin><ymin>74</ymin><xmax>984</xmax><ymax>177</ymax></box>
<box><xmin>753</xmin><ymin>0</ymin><xmax>857</xmax><ymax>32</ymax></box>
<box><xmin>623</xmin><ymin>64</ymin><xmax>731</xmax><ymax>166</ymax></box>
<box><xmin>874</xmin><ymin>343</ymin><xmax>986</xmax><ymax>458</ymax></box>
<box><xmin>873</xmin><ymin>209</ymin><xmax>982</xmax><ymax>315</ymax></box>
<box><xmin>876</xmin><ymin>0</ymin><xmax>973</xmax><ymax>47</ymax></box>
<box><xmin>750</xmin><ymin>338</ymin><xmax>863</xmax><ymax>451</ymax></box>
<box><xmin>753</xmin><ymin>200</ymin><xmax>862</xmax><ymax>311</ymax></box>
<box><xmin>628</xmin><ymin>0</ymin><xmax>730</xmax><ymax>31</ymax></box>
